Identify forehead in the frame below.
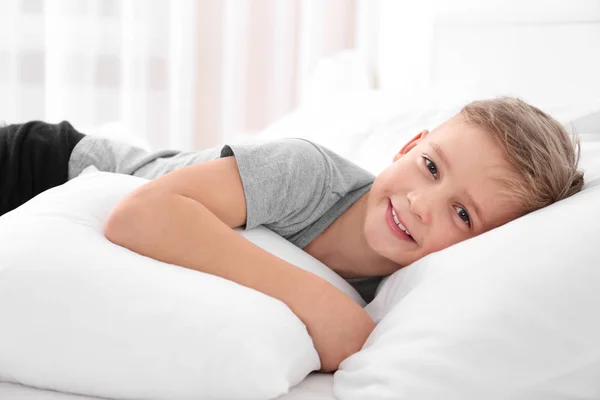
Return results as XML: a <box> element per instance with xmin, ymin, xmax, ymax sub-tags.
<box><xmin>424</xmin><ymin>117</ymin><xmax>521</xmax><ymax>228</ymax></box>
<box><xmin>429</xmin><ymin>116</ymin><xmax>506</xmax><ymax>168</ymax></box>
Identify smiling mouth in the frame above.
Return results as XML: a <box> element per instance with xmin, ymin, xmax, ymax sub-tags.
<box><xmin>388</xmin><ymin>202</ymin><xmax>416</xmax><ymax>243</ymax></box>
<box><xmin>391</xmin><ymin>208</ymin><xmax>412</xmax><ymax>238</ymax></box>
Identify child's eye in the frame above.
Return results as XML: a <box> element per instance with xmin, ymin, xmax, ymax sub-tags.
<box><xmin>454</xmin><ymin>205</ymin><xmax>471</xmax><ymax>227</ymax></box>
<box><xmin>423</xmin><ymin>157</ymin><xmax>438</xmax><ymax>178</ymax></box>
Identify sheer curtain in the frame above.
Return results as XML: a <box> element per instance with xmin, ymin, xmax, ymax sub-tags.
<box><xmin>192</xmin><ymin>0</ymin><xmax>360</xmax><ymax>148</ymax></box>
<box><xmin>0</xmin><ymin>0</ymin><xmax>361</xmax><ymax>151</ymax></box>
<box><xmin>0</xmin><ymin>0</ymin><xmax>197</xmax><ymax>150</ymax></box>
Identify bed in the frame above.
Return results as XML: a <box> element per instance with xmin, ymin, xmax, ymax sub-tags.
<box><xmin>1</xmin><ymin>1</ymin><xmax>600</xmax><ymax>399</ymax></box>
<box><xmin>0</xmin><ymin>373</ymin><xmax>336</xmax><ymax>400</ymax></box>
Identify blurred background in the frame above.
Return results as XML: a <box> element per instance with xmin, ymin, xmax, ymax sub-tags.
<box><xmin>0</xmin><ymin>0</ymin><xmax>363</xmax><ymax>150</ymax></box>
<box><xmin>1</xmin><ymin>0</ymin><xmax>599</xmax><ymax>154</ymax></box>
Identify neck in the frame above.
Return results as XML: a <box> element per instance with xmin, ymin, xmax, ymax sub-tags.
<box><xmin>305</xmin><ymin>191</ymin><xmax>400</xmax><ymax>279</ymax></box>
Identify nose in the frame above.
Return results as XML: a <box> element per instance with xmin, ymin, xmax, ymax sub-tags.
<box><xmin>407</xmin><ymin>190</ymin><xmax>432</xmax><ymax>224</ymax></box>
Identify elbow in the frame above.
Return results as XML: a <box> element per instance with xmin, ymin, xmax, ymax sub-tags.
<box><xmin>104</xmin><ymin>200</ymin><xmax>132</xmax><ymax>247</ymax></box>
<box><xmin>104</xmin><ymin>206</ymin><xmax>127</xmax><ymax>247</ymax></box>
<box><xmin>104</xmin><ymin>191</ymin><xmax>150</xmax><ymax>248</ymax></box>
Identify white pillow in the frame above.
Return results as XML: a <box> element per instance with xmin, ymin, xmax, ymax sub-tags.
<box><xmin>0</xmin><ymin>169</ymin><xmax>360</xmax><ymax>400</ymax></box>
<box><xmin>334</xmin><ymin>139</ymin><xmax>600</xmax><ymax>399</ymax></box>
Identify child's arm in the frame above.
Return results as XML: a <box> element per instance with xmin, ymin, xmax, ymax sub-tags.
<box><xmin>104</xmin><ymin>156</ymin><xmax>374</xmax><ymax>372</ymax></box>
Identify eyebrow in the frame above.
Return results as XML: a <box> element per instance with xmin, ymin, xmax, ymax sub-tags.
<box><xmin>431</xmin><ymin>141</ymin><xmax>484</xmax><ymax>225</ymax></box>
<box><xmin>431</xmin><ymin>142</ymin><xmax>451</xmax><ymax>172</ymax></box>
<box><xmin>463</xmin><ymin>190</ymin><xmax>484</xmax><ymax>226</ymax></box>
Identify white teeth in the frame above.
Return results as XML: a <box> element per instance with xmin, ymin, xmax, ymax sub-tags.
<box><xmin>391</xmin><ymin>208</ymin><xmax>411</xmax><ymax>235</ymax></box>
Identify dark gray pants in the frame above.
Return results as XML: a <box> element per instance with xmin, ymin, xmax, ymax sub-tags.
<box><xmin>0</xmin><ymin>121</ymin><xmax>85</xmax><ymax>217</ymax></box>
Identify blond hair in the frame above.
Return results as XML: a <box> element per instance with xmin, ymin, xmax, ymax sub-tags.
<box><xmin>460</xmin><ymin>97</ymin><xmax>584</xmax><ymax>215</ymax></box>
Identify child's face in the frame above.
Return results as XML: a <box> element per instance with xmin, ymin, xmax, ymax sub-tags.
<box><xmin>364</xmin><ymin>115</ymin><xmax>522</xmax><ymax>271</ymax></box>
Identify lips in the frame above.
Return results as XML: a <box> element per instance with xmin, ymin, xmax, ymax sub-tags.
<box><xmin>391</xmin><ymin>207</ymin><xmax>411</xmax><ymax>235</ymax></box>
<box><xmin>386</xmin><ymin>200</ymin><xmax>415</xmax><ymax>243</ymax></box>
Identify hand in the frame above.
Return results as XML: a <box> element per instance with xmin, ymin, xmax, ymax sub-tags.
<box><xmin>303</xmin><ymin>282</ymin><xmax>375</xmax><ymax>372</ymax></box>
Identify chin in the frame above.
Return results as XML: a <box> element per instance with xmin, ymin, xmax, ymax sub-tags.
<box><xmin>363</xmin><ymin>220</ymin><xmax>410</xmax><ymax>273</ymax></box>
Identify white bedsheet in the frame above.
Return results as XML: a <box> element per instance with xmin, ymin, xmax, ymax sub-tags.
<box><xmin>0</xmin><ymin>373</ymin><xmax>335</xmax><ymax>400</ymax></box>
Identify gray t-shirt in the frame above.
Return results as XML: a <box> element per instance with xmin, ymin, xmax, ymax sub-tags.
<box><xmin>69</xmin><ymin>136</ymin><xmax>383</xmax><ymax>302</ymax></box>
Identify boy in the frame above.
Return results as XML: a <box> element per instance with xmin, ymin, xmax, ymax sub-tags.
<box><xmin>0</xmin><ymin>97</ymin><xmax>584</xmax><ymax>372</ymax></box>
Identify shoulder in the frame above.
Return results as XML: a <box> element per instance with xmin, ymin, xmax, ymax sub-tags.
<box><xmin>220</xmin><ymin>137</ymin><xmax>374</xmax><ymax>194</ymax></box>
<box><xmin>298</xmin><ymin>139</ymin><xmax>376</xmax><ymax>193</ymax></box>
<box><xmin>220</xmin><ymin>138</ymin><xmax>333</xmax><ymax>181</ymax></box>
<box><xmin>221</xmin><ymin>138</ymin><xmax>326</xmax><ymax>163</ymax></box>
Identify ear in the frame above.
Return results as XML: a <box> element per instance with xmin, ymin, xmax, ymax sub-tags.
<box><xmin>393</xmin><ymin>129</ymin><xmax>429</xmax><ymax>162</ymax></box>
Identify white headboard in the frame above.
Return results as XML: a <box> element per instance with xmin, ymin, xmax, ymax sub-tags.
<box><xmin>359</xmin><ymin>0</ymin><xmax>600</xmax><ymax>111</ymax></box>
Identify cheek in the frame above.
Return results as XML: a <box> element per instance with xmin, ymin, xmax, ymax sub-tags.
<box><xmin>426</xmin><ymin>222</ymin><xmax>466</xmax><ymax>253</ymax></box>
<box><xmin>370</xmin><ymin>169</ymin><xmax>396</xmax><ymax>197</ymax></box>
<box><xmin>374</xmin><ymin>160</ymin><xmax>415</xmax><ymax>192</ymax></box>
